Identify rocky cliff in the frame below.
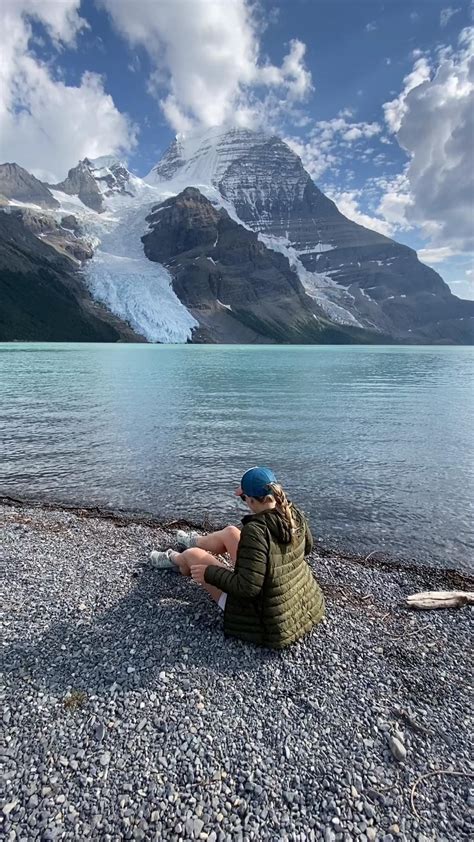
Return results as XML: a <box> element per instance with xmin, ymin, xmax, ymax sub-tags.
<box><xmin>0</xmin><ymin>212</ymin><xmax>143</xmax><ymax>342</ymax></box>
<box><xmin>0</xmin><ymin>163</ymin><xmax>59</xmax><ymax>209</ymax></box>
<box><xmin>50</xmin><ymin>157</ymin><xmax>136</xmax><ymax>213</ymax></box>
<box><xmin>142</xmin><ymin>188</ymin><xmax>391</xmax><ymax>344</ymax></box>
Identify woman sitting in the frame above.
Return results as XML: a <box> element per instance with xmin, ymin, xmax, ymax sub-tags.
<box><xmin>150</xmin><ymin>466</ymin><xmax>325</xmax><ymax>649</ymax></box>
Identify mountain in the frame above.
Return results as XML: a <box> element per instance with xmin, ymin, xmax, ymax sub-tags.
<box><xmin>146</xmin><ymin>127</ymin><xmax>474</xmax><ymax>343</ymax></box>
<box><xmin>0</xmin><ymin>163</ymin><xmax>59</xmax><ymax>209</ymax></box>
<box><xmin>142</xmin><ymin>187</ymin><xmax>388</xmax><ymax>343</ymax></box>
<box><xmin>50</xmin><ymin>156</ymin><xmax>136</xmax><ymax>213</ymax></box>
<box><xmin>0</xmin><ymin>126</ymin><xmax>472</xmax><ymax>344</ymax></box>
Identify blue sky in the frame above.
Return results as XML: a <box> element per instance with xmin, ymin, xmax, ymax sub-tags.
<box><xmin>1</xmin><ymin>1</ymin><xmax>473</xmax><ymax>298</ymax></box>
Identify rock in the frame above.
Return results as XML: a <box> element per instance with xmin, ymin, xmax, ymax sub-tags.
<box><xmin>364</xmin><ymin>802</ymin><xmax>376</xmax><ymax>819</ymax></box>
<box><xmin>99</xmin><ymin>752</ymin><xmax>111</xmax><ymax>767</ymax></box>
<box><xmin>0</xmin><ymin>163</ymin><xmax>59</xmax><ymax>208</ymax></box>
<box><xmin>193</xmin><ymin>818</ymin><xmax>205</xmax><ymax>837</ymax></box>
<box><xmin>94</xmin><ymin>722</ymin><xmax>106</xmax><ymax>742</ymax></box>
<box><xmin>387</xmin><ymin>736</ymin><xmax>406</xmax><ymax>763</ymax></box>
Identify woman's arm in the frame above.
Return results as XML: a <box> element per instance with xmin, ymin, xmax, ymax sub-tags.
<box><xmin>204</xmin><ymin>521</ymin><xmax>268</xmax><ymax>599</ymax></box>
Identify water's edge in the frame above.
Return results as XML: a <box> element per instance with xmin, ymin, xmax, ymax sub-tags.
<box><xmin>3</xmin><ymin>492</ymin><xmax>473</xmax><ymax>588</ymax></box>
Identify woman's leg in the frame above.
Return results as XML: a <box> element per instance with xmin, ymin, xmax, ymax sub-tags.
<box><xmin>172</xmin><ymin>547</ymin><xmax>227</xmax><ymax>605</ymax></box>
<box><xmin>196</xmin><ymin>525</ymin><xmax>240</xmax><ymax>563</ymax></box>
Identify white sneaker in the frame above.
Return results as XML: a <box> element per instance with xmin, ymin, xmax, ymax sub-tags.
<box><xmin>176</xmin><ymin>530</ymin><xmax>199</xmax><ymax>550</ymax></box>
<box><xmin>149</xmin><ymin>549</ymin><xmax>177</xmax><ymax>570</ymax></box>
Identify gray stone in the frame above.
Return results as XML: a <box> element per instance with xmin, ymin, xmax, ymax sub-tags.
<box><xmin>387</xmin><ymin>736</ymin><xmax>406</xmax><ymax>763</ymax></box>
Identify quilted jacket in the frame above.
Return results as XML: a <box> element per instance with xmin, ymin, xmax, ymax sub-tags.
<box><xmin>204</xmin><ymin>505</ymin><xmax>325</xmax><ymax>648</ymax></box>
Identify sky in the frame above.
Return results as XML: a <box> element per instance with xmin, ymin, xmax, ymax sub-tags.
<box><xmin>1</xmin><ymin>0</ymin><xmax>473</xmax><ymax>299</ymax></box>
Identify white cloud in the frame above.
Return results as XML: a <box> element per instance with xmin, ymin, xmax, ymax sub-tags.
<box><xmin>440</xmin><ymin>7</ymin><xmax>461</xmax><ymax>28</ymax></box>
<box><xmin>285</xmin><ymin>115</ymin><xmax>381</xmax><ymax>179</ymax></box>
<box><xmin>382</xmin><ymin>28</ymin><xmax>474</xmax><ymax>254</ymax></box>
<box><xmin>0</xmin><ymin>1</ymin><xmax>137</xmax><ymax>181</ymax></box>
<box><xmin>365</xmin><ymin>22</ymin><xmax>377</xmax><ymax>32</ymax></box>
<box><xmin>448</xmin><ymin>268</ymin><xmax>474</xmax><ymax>300</ymax></box>
<box><xmin>284</xmin><ymin>137</ymin><xmax>338</xmax><ymax>180</ymax></box>
<box><xmin>98</xmin><ymin>0</ymin><xmax>312</xmax><ymax>133</ymax></box>
<box><xmin>324</xmin><ymin>188</ymin><xmax>394</xmax><ymax>238</ymax></box>
<box><xmin>383</xmin><ymin>57</ymin><xmax>432</xmax><ymax>132</ymax></box>
<box><xmin>418</xmin><ymin>246</ymin><xmax>457</xmax><ymax>264</ymax></box>
<box><xmin>375</xmin><ymin>173</ymin><xmax>413</xmax><ymax>229</ymax></box>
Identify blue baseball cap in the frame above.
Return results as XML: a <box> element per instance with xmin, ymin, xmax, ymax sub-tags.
<box><xmin>235</xmin><ymin>466</ymin><xmax>277</xmax><ymax>498</ymax></box>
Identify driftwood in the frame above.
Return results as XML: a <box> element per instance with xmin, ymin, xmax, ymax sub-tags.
<box><xmin>406</xmin><ymin>590</ymin><xmax>474</xmax><ymax>610</ymax></box>
<box><xmin>410</xmin><ymin>769</ymin><xmax>474</xmax><ymax>818</ymax></box>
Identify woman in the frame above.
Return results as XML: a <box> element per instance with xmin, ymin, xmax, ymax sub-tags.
<box><xmin>150</xmin><ymin>466</ymin><xmax>325</xmax><ymax>649</ymax></box>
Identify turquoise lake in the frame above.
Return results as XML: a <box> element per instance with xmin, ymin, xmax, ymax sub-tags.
<box><xmin>1</xmin><ymin>343</ymin><xmax>473</xmax><ymax>571</ymax></box>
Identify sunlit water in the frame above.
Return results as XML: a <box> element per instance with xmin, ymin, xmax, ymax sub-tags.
<box><xmin>1</xmin><ymin>343</ymin><xmax>473</xmax><ymax>571</ymax></box>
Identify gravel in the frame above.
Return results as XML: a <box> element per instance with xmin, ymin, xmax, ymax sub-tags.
<box><xmin>1</xmin><ymin>499</ymin><xmax>473</xmax><ymax>841</ymax></box>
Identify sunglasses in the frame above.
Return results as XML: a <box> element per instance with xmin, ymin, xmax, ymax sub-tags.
<box><xmin>239</xmin><ymin>493</ymin><xmax>247</xmax><ymax>501</ymax></box>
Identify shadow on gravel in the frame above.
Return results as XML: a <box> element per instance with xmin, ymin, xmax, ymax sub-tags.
<box><xmin>4</xmin><ymin>569</ymin><xmax>278</xmax><ymax>698</ymax></box>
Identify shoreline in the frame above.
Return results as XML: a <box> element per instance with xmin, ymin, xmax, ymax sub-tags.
<box><xmin>2</xmin><ymin>499</ymin><xmax>473</xmax><ymax>840</ymax></box>
<box><xmin>2</xmin><ymin>492</ymin><xmax>473</xmax><ymax>586</ymax></box>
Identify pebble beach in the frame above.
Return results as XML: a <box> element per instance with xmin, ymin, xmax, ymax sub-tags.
<box><xmin>1</xmin><ymin>498</ymin><xmax>473</xmax><ymax>842</ymax></box>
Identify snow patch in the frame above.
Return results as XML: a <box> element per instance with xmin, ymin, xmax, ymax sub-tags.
<box><xmin>298</xmin><ymin>243</ymin><xmax>335</xmax><ymax>254</ymax></box>
<box><xmin>259</xmin><ymin>233</ymin><xmax>364</xmax><ymax>328</ymax></box>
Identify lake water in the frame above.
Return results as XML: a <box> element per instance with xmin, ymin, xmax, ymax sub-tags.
<box><xmin>1</xmin><ymin>343</ymin><xmax>473</xmax><ymax>571</ymax></box>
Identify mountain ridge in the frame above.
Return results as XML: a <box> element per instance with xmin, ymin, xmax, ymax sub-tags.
<box><xmin>0</xmin><ymin>126</ymin><xmax>472</xmax><ymax>344</ymax></box>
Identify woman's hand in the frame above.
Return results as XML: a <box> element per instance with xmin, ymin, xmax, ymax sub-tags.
<box><xmin>189</xmin><ymin>563</ymin><xmax>207</xmax><ymax>585</ymax></box>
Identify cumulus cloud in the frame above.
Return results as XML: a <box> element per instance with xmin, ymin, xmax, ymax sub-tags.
<box><xmin>365</xmin><ymin>22</ymin><xmax>377</xmax><ymax>32</ymax></box>
<box><xmin>98</xmin><ymin>0</ymin><xmax>312</xmax><ymax>133</ymax></box>
<box><xmin>383</xmin><ymin>57</ymin><xmax>432</xmax><ymax>133</ymax></box>
<box><xmin>0</xmin><ymin>1</ymin><xmax>137</xmax><ymax>181</ymax></box>
<box><xmin>383</xmin><ymin>28</ymin><xmax>474</xmax><ymax>254</ymax></box>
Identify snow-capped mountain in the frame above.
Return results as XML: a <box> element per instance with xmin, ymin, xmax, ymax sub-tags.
<box><xmin>1</xmin><ymin>126</ymin><xmax>473</xmax><ymax>344</ymax></box>
<box><xmin>145</xmin><ymin>126</ymin><xmax>474</xmax><ymax>343</ymax></box>
<box><xmin>49</xmin><ymin>157</ymin><xmax>139</xmax><ymax>213</ymax></box>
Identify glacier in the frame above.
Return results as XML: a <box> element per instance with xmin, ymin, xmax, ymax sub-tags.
<box><xmin>51</xmin><ymin>185</ymin><xmax>198</xmax><ymax>343</ymax></box>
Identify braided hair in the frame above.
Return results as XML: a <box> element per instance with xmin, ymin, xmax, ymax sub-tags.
<box><xmin>267</xmin><ymin>483</ymin><xmax>295</xmax><ymax>532</ymax></box>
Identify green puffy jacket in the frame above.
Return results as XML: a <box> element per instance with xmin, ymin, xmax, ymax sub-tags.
<box><xmin>204</xmin><ymin>505</ymin><xmax>325</xmax><ymax>648</ymax></box>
